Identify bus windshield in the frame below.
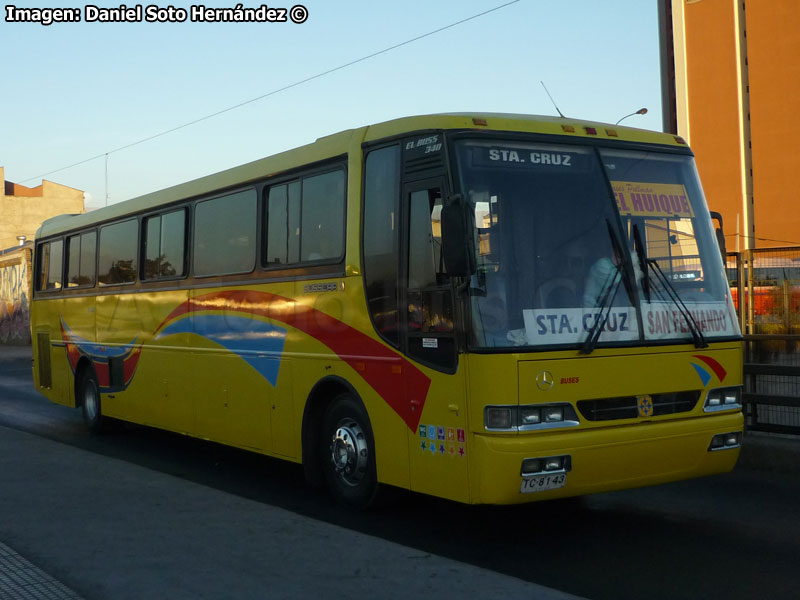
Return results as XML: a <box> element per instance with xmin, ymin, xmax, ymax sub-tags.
<box><xmin>454</xmin><ymin>139</ymin><xmax>740</xmax><ymax>350</ymax></box>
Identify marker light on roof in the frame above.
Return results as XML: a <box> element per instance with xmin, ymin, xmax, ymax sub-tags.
<box><xmin>472</xmin><ymin>118</ymin><xmax>488</xmax><ymax>126</ymax></box>
<box><xmin>561</xmin><ymin>125</ymin><xmax>575</xmax><ymax>133</ymax></box>
<box><xmin>584</xmin><ymin>127</ymin><xmax>597</xmax><ymax>135</ymax></box>
<box><xmin>674</xmin><ymin>135</ymin><xmax>687</xmax><ymax>145</ymax></box>
<box><xmin>606</xmin><ymin>129</ymin><xmax>618</xmax><ymax>137</ymax></box>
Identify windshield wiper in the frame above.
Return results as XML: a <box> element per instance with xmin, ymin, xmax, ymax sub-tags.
<box><xmin>579</xmin><ymin>219</ymin><xmax>635</xmax><ymax>355</ymax></box>
<box><xmin>632</xmin><ymin>224</ymin><xmax>708</xmax><ymax>349</ymax></box>
<box><xmin>606</xmin><ymin>220</ymin><xmax>637</xmax><ymax>305</ymax></box>
<box><xmin>579</xmin><ymin>265</ymin><xmax>622</xmax><ymax>355</ymax></box>
<box><xmin>632</xmin><ymin>224</ymin><xmax>651</xmax><ymax>302</ymax></box>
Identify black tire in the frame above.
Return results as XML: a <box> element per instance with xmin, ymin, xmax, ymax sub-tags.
<box><xmin>320</xmin><ymin>393</ymin><xmax>379</xmax><ymax>509</ymax></box>
<box><xmin>78</xmin><ymin>367</ymin><xmax>108</xmax><ymax>434</ymax></box>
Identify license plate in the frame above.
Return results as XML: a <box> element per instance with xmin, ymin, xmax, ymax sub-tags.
<box><xmin>520</xmin><ymin>472</ymin><xmax>567</xmax><ymax>494</ymax></box>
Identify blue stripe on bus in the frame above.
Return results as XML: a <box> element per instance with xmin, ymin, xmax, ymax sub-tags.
<box><xmin>156</xmin><ymin>314</ymin><xmax>287</xmax><ymax>386</ymax></box>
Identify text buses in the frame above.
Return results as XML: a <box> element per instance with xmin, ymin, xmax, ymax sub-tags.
<box><xmin>31</xmin><ymin>113</ymin><xmax>743</xmax><ymax>506</ymax></box>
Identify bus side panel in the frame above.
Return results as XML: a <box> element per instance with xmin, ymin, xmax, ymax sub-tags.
<box><xmin>60</xmin><ymin>293</ymin><xmax>97</xmax><ymax>407</ymax></box>
<box><xmin>407</xmin><ymin>364</ymin><xmax>472</xmax><ymax>504</ymax></box>
<box><xmin>32</xmin><ymin>296</ymin><xmax>70</xmax><ymax>406</ymax></box>
<box><xmin>190</xmin><ymin>286</ymin><xmax>274</xmax><ymax>453</ymax></box>
<box><xmin>94</xmin><ymin>291</ymin><xmax>154</xmax><ymax>423</ymax></box>
<box><xmin>125</xmin><ymin>289</ymin><xmax>192</xmax><ymax>435</ymax></box>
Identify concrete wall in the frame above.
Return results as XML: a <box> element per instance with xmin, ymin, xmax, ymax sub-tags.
<box><xmin>0</xmin><ymin>245</ymin><xmax>33</xmax><ymax>345</ymax></box>
<box><xmin>0</xmin><ymin>166</ymin><xmax>85</xmax><ymax>250</ymax></box>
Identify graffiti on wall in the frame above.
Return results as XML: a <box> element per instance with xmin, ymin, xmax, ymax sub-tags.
<box><xmin>0</xmin><ymin>255</ymin><xmax>31</xmax><ymax>345</ymax></box>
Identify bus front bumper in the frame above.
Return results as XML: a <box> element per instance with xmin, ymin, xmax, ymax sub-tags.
<box><xmin>471</xmin><ymin>411</ymin><xmax>743</xmax><ymax>504</ymax></box>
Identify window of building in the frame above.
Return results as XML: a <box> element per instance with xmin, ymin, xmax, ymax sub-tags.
<box><xmin>99</xmin><ymin>219</ymin><xmax>138</xmax><ymax>285</ymax></box>
<box><xmin>144</xmin><ymin>209</ymin><xmax>186</xmax><ymax>279</ymax></box>
<box><xmin>194</xmin><ymin>189</ymin><xmax>257</xmax><ymax>277</ymax></box>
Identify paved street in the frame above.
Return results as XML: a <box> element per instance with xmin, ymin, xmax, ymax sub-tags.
<box><xmin>2</xmin><ymin>345</ymin><xmax>800</xmax><ymax>599</ymax></box>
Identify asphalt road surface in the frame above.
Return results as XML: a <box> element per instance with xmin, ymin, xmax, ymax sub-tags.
<box><xmin>2</xmin><ymin>347</ymin><xmax>799</xmax><ymax>599</ymax></box>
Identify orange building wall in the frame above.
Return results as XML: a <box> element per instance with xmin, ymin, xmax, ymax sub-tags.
<box><xmin>676</xmin><ymin>0</ymin><xmax>800</xmax><ymax>249</ymax></box>
<box><xmin>682</xmin><ymin>0</ymin><xmax>745</xmax><ymax>246</ymax></box>
<box><xmin>746</xmin><ymin>2</ymin><xmax>800</xmax><ymax>246</ymax></box>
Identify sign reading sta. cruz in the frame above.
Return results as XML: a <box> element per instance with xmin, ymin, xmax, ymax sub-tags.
<box><xmin>611</xmin><ymin>181</ymin><xmax>695</xmax><ymax>219</ymax></box>
<box><xmin>523</xmin><ymin>308</ymin><xmax>639</xmax><ymax>345</ymax></box>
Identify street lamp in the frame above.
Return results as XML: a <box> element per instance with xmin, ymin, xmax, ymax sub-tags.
<box><xmin>616</xmin><ymin>108</ymin><xmax>648</xmax><ymax>125</ymax></box>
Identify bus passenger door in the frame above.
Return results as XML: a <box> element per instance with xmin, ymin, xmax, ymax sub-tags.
<box><xmin>402</xmin><ymin>179</ymin><xmax>471</xmax><ymax>503</ymax></box>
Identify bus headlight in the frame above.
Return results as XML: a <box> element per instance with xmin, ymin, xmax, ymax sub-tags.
<box><xmin>484</xmin><ymin>404</ymin><xmax>579</xmax><ymax>431</ymax></box>
<box><xmin>704</xmin><ymin>386</ymin><xmax>742</xmax><ymax>412</ymax></box>
<box><xmin>708</xmin><ymin>431</ymin><xmax>742</xmax><ymax>451</ymax></box>
<box><xmin>544</xmin><ymin>406</ymin><xmax>564</xmax><ymax>422</ymax></box>
<box><xmin>521</xmin><ymin>455</ymin><xmax>572</xmax><ymax>476</ymax></box>
<box><xmin>485</xmin><ymin>407</ymin><xmax>513</xmax><ymax>430</ymax></box>
<box><xmin>519</xmin><ymin>407</ymin><xmax>541</xmax><ymax>425</ymax></box>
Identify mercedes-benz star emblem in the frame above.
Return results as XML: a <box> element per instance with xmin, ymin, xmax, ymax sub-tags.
<box><xmin>536</xmin><ymin>371</ymin><xmax>554</xmax><ymax>391</ymax></box>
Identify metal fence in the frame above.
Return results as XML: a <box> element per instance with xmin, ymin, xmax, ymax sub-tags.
<box><xmin>726</xmin><ymin>247</ymin><xmax>800</xmax><ymax>434</ymax></box>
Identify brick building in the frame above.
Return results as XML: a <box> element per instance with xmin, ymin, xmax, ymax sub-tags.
<box><xmin>0</xmin><ymin>167</ymin><xmax>84</xmax><ymax>344</ymax></box>
<box><xmin>0</xmin><ymin>166</ymin><xmax>84</xmax><ymax>250</ymax></box>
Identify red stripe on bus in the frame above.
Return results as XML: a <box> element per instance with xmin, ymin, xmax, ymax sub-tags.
<box><xmin>95</xmin><ymin>361</ymin><xmax>110</xmax><ymax>388</ymax></box>
<box><xmin>155</xmin><ymin>290</ymin><xmax>431</xmax><ymax>431</ymax></box>
<box><xmin>692</xmin><ymin>354</ymin><xmax>727</xmax><ymax>382</ymax></box>
<box><xmin>123</xmin><ymin>347</ymin><xmax>142</xmax><ymax>384</ymax></box>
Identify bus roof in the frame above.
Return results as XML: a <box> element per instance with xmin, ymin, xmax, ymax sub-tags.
<box><xmin>36</xmin><ymin>112</ymin><xmax>684</xmax><ymax>239</ymax></box>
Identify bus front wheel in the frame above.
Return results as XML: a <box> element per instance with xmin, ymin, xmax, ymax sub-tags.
<box><xmin>321</xmin><ymin>394</ymin><xmax>379</xmax><ymax>509</ymax></box>
<box><xmin>78</xmin><ymin>367</ymin><xmax>107</xmax><ymax>434</ymax></box>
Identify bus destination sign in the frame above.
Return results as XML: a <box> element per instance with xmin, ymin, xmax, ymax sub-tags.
<box><xmin>470</xmin><ymin>146</ymin><xmax>588</xmax><ymax>172</ymax></box>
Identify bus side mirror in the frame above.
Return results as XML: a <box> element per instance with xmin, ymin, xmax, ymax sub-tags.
<box><xmin>441</xmin><ymin>194</ymin><xmax>477</xmax><ymax>277</ymax></box>
<box><xmin>709</xmin><ymin>211</ymin><xmax>727</xmax><ymax>257</ymax></box>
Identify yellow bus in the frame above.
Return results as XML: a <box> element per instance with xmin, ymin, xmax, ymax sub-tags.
<box><xmin>31</xmin><ymin>113</ymin><xmax>743</xmax><ymax>507</ymax></box>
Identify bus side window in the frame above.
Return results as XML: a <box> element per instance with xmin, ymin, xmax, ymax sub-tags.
<box><xmin>194</xmin><ymin>190</ymin><xmax>257</xmax><ymax>277</ymax></box>
<box><xmin>37</xmin><ymin>239</ymin><xmax>64</xmax><ymax>291</ymax></box>
<box><xmin>99</xmin><ymin>219</ymin><xmax>138</xmax><ymax>285</ymax></box>
<box><xmin>363</xmin><ymin>145</ymin><xmax>401</xmax><ymax>346</ymax></box>
<box><xmin>67</xmin><ymin>231</ymin><xmax>96</xmax><ymax>287</ymax></box>
<box><xmin>301</xmin><ymin>170</ymin><xmax>345</xmax><ymax>262</ymax></box>
<box><xmin>407</xmin><ymin>186</ymin><xmax>453</xmax><ymax>334</ymax></box>
<box><xmin>144</xmin><ymin>209</ymin><xmax>186</xmax><ymax>279</ymax></box>
<box><xmin>408</xmin><ymin>189</ymin><xmax>440</xmax><ymax>290</ymax></box>
<box><xmin>266</xmin><ymin>181</ymin><xmax>301</xmax><ymax>267</ymax></box>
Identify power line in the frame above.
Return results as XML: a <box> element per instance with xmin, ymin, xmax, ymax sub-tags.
<box><xmin>20</xmin><ymin>0</ymin><xmax>521</xmax><ymax>185</ymax></box>
<box><xmin>725</xmin><ymin>233</ymin><xmax>800</xmax><ymax>246</ymax></box>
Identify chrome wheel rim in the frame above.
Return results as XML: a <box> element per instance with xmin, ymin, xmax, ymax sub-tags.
<box><xmin>84</xmin><ymin>379</ymin><xmax>99</xmax><ymax>421</ymax></box>
<box><xmin>329</xmin><ymin>418</ymin><xmax>368</xmax><ymax>487</ymax></box>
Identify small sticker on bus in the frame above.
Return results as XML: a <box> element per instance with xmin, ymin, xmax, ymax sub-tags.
<box><xmin>422</xmin><ymin>337</ymin><xmax>438</xmax><ymax>349</ymax></box>
<box><xmin>303</xmin><ymin>282</ymin><xmax>337</xmax><ymax>293</ymax></box>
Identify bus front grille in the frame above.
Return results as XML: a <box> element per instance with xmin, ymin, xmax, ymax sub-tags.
<box><xmin>577</xmin><ymin>391</ymin><xmax>701</xmax><ymax>421</ymax></box>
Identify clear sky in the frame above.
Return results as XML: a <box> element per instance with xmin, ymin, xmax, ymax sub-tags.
<box><xmin>1</xmin><ymin>0</ymin><xmax>663</xmax><ymax>207</ymax></box>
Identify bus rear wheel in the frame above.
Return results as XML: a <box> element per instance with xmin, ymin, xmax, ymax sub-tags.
<box><xmin>321</xmin><ymin>394</ymin><xmax>379</xmax><ymax>509</ymax></box>
<box><xmin>78</xmin><ymin>367</ymin><xmax>108</xmax><ymax>434</ymax></box>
